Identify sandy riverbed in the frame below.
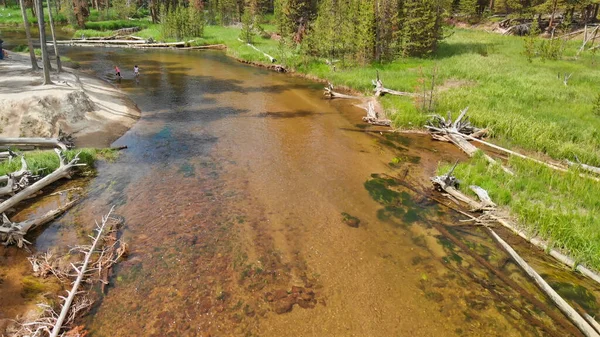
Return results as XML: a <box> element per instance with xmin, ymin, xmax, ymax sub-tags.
<box><xmin>0</xmin><ymin>51</ymin><xmax>140</xmax><ymax>147</ymax></box>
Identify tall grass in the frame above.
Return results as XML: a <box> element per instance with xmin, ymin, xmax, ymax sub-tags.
<box><xmin>438</xmin><ymin>152</ymin><xmax>600</xmax><ymax>270</ymax></box>
<box><xmin>0</xmin><ymin>148</ymin><xmax>117</xmax><ymax>177</ymax></box>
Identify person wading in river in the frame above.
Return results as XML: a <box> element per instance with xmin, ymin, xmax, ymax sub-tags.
<box><xmin>114</xmin><ymin>65</ymin><xmax>121</xmax><ymax>80</ymax></box>
<box><xmin>134</xmin><ymin>65</ymin><xmax>139</xmax><ymax>77</ymax></box>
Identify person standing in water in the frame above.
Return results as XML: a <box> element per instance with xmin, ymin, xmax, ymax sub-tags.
<box><xmin>134</xmin><ymin>65</ymin><xmax>139</xmax><ymax>77</ymax></box>
<box><xmin>114</xmin><ymin>65</ymin><xmax>121</xmax><ymax>79</ymax></box>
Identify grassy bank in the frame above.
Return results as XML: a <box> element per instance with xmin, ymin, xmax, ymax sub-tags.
<box><xmin>438</xmin><ymin>153</ymin><xmax>600</xmax><ymax>270</ymax></box>
<box><xmin>0</xmin><ymin>148</ymin><xmax>117</xmax><ymax>177</ymax></box>
<box><xmin>0</xmin><ymin>4</ymin><xmax>66</xmax><ymax>26</ymax></box>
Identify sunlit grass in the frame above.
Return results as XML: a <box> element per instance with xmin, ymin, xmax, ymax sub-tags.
<box><xmin>0</xmin><ymin>148</ymin><xmax>117</xmax><ymax>177</ymax></box>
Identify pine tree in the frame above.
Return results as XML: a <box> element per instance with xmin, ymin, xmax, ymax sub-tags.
<box><xmin>355</xmin><ymin>0</ymin><xmax>375</xmax><ymax>64</ymax></box>
<box><xmin>400</xmin><ymin>0</ymin><xmax>447</xmax><ymax>56</ymax></box>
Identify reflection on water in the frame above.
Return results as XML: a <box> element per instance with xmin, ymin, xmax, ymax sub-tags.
<box><xmin>1</xmin><ymin>38</ymin><xmax>599</xmax><ymax>336</ymax></box>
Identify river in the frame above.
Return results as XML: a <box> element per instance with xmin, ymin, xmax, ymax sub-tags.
<box><xmin>2</xmin><ymin>29</ymin><xmax>600</xmax><ymax>336</ymax></box>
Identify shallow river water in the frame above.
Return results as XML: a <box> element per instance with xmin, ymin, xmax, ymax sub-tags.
<box><xmin>2</xmin><ymin>35</ymin><xmax>600</xmax><ymax>336</ymax></box>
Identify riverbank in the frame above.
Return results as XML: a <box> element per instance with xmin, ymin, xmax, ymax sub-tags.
<box><xmin>52</xmin><ymin>23</ymin><xmax>600</xmax><ymax>273</ymax></box>
<box><xmin>0</xmin><ymin>51</ymin><xmax>140</xmax><ymax>147</ymax></box>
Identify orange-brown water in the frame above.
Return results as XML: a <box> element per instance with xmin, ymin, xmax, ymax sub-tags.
<box><xmin>2</xmin><ymin>43</ymin><xmax>600</xmax><ymax>336</ymax></box>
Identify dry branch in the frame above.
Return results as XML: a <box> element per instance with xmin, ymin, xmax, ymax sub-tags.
<box><xmin>0</xmin><ymin>155</ymin><xmax>35</xmax><ymax>197</ymax></box>
<box><xmin>372</xmin><ymin>71</ymin><xmax>417</xmax><ymax>97</ymax></box>
<box><xmin>50</xmin><ymin>207</ymin><xmax>114</xmax><ymax>337</ymax></box>
<box><xmin>566</xmin><ymin>159</ymin><xmax>600</xmax><ymax>175</ymax></box>
<box><xmin>323</xmin><ymin>83</ymin><xmax>361</xmax><ymax>99</ymax></box>
<box><xmin>361</xmin><ymin>100</ymin><xmax>392</xmax><ymax>126</ymax></box>
<box><xmin>426</xmin><ymin>108</ymin><xmax>514</xmax><ymax>175</ymax></box>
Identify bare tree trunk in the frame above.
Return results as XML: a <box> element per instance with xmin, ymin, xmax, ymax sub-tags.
<box><xmin>47</xmin><ymin>0</ymin><xmax>62</xmax><ymax>73</ymax></box>
<box><xmin>35</xmin><ymin>0</ymin><xmax>53</xmax><ymax>85</ymax></box>
<box><xmin>549</xmin><ymin>0</ymin><xmax>558</xmax><ymax>28</ymax></box>
<box><xmin>19</xmin><ymin>0</ymin><xmax>39</xmax><ymax>70</ymax></box>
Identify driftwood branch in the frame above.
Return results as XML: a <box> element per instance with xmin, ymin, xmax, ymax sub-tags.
<box><xmin>237</xmin><ymin>38</ymin><xmax>276</xmax><ymax>63</ymax></box>
<box><xmin>372</xmin><ymin>71</ymin><xmax>417</xmax><ymax>97</ymax></box>
<box><xmin>0</xmin><ymin>137</ymin><xmax>69</xmax><ymax>151</ymax></box>
<box><xmin>49</xmin><ymin>207</ymin><xmax>114</xmax><ymax>337</ymax></box>
<box><xmin>0</xmin><ymin>155</ymin><xmax>35</xmax><ymax>197</ymax></box>
<box><xmin>323</xmin><ymin>83</ymin><xmax>361</xmax><ymax>99</ymax></box>
<box><xmin>566</xmin><ymin>158</ymin><xmax>600</xmax><ymax>175</ymax></box>
<box><xmin>361</xmin><ymin>100</ymin><xmax>392</xmax><ymax>126</ymax></box>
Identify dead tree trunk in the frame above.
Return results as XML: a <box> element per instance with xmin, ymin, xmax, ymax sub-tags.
<box><xmin>19</xmin><ymin>0</ymin><xmax>39</xmax><ymax>70</ymax></box>
<box><xmin>323</xmin><ymin>83</ymin><xmax>361</xmax><ymax>99</ymax></box>
<box><xmin>372</xmin><ymin>71</ymin><xmax>417</xmax><ymax>97</ymax></box>
<box><xmin>47</xmin><ymin>0</ymin><xmax>62</xmax><ymax>73</ymax></box>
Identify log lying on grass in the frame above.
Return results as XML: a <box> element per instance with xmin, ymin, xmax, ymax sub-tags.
<box><xmin>0</xmin><ymin>137</ymin><xmax>69</xmax><ymax>151</ymax></box>
<box><xmin>426</xmin><ymin>108</ymin><xmax>513</xmax><ymax>175</ymax></box>
<box><xmin>323</xmin><ymin>83</ymin><xmax>361</xmax><ymax>99</ymax></box>
<box><xmin>372</xmin><ymin>71</ymin><xmax>417</xmax><ymax>97</ymax></box>
<box><xmin>237</xmin><ymin>38</ymin><xmax>276</xmax><ymax>63</ymax></box>
<box><xmin>180</xmin><ymin>44</ymin><xmax>227</xmax><ymax>50</ymax></box>
<box><xmin>566</xmin><ymin>158</ymin><xmax>600</xmax><ymax>175</ymax></box>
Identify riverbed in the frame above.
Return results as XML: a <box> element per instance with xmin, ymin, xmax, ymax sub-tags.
<box><xmin>2</xmin><ymin>34</ymin><xmax>600</xmax><ymax>336</ymax></box>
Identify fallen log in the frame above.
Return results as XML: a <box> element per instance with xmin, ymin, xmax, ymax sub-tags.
<box><xmin>55</xmin><ymin>39</ymin><xmax>147</xmax><ymax>45</ymax></box>
<box><xmin>238</xmin><ymin>38</ymin><xmax>276</xmax><ymax>63</ymax></box>
<box><xmin>0</xmin><ymin>198</ymin><xmax>78</xmax><ymax>247</ymax></box>
<box><xmin>114</xmin><ymin>26</ymin><xmax>140</xmax><ymax>35</ymax></box>
<box><xmin>372</xmin><ymin>71</ymin><xmax>417</xmax><ymax>97</ymax></box>
<box><xmin>0</xmin><ymin>137</ymin><xmax>67</xmax><ymax>151</ymax></box>
<box><xmin>323</xmin><ymin>83</ymin><xmax>361</xmax><ymax>99</ymax></box>
<box><xmin>0</xmin><ymin>150</ymin><xmax>83</xmax><ymax>215</ymax></box>
<box><xmin>566</xmin><ymin>159</ymin><xmax>600</xmax><ymax>175</ymax></box>
<box><xmin>180</xmin><ymin>44</ymin><xmax>227</xmax><ymax>50</ymax></box>
<box><xmin>361</xmin><ymin>100</ymin><xmax>391</xmax><ymax>126</ymax></box>
<box><xmin>431</xmin><ymin>165</ymin><xmax>491</xmax><ymax>211</ymax></box>
<box><xmin>426</xmin><ymin>111</ymin><xmax>514</xmax><ymax>176</ymax></box>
